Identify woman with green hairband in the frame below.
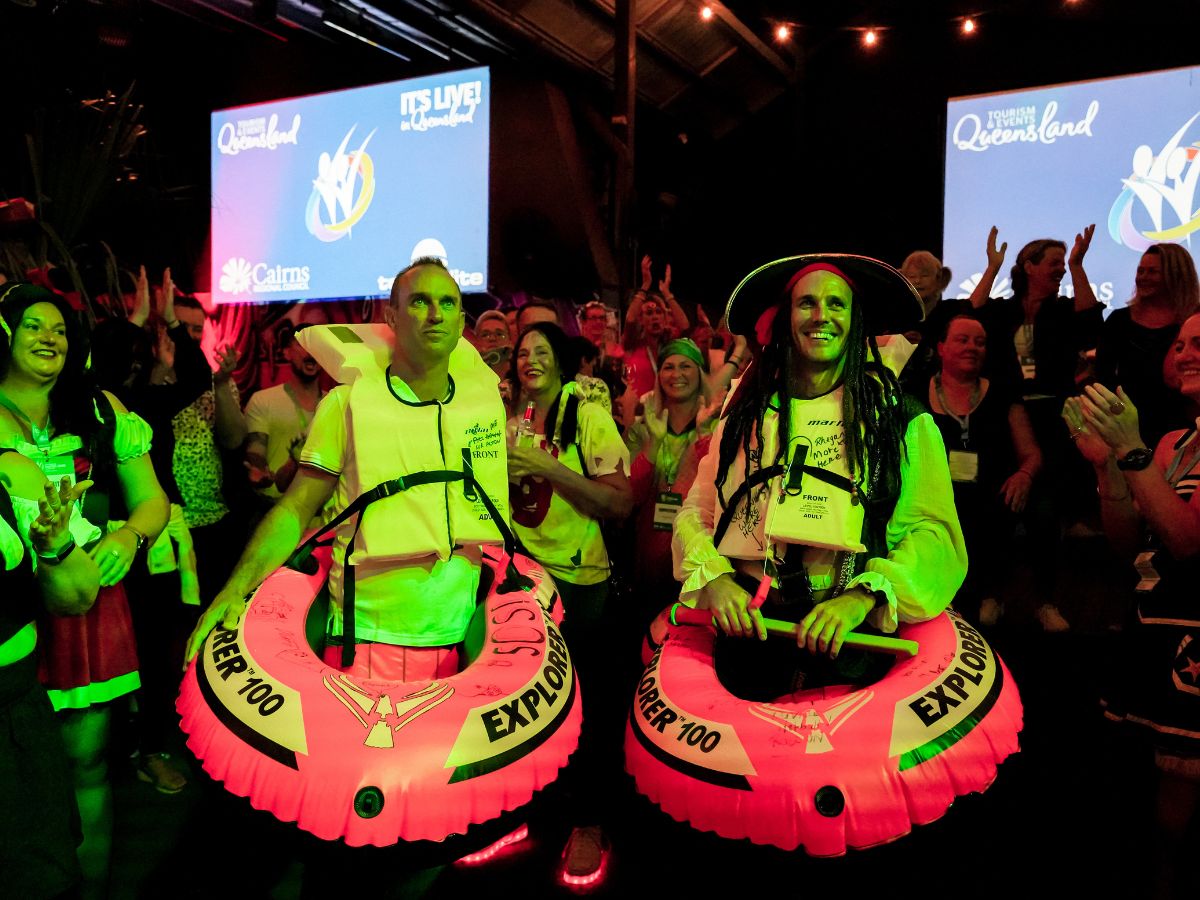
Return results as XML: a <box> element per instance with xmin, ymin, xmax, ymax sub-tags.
<box><xmin>625</xmin><ymin>338</ymin><xmax>724</xmax><ymax>624</ymax></box>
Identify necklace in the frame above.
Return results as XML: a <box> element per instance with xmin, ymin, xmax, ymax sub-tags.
<box><xmin>0</xmin><ymin>388</ymin><xmax>52</xmax><ymax>447</ymax></box>
<box><xmin>934</xmin><ymin>374</ymin><xmax>981</xmax><ymax>448</ymax></box>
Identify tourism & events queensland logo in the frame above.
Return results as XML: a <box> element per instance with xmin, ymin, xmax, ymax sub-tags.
<box><xmin>219</xmin><ymin>257</ymin><xmax>311</xmax><ymax>298</ymax></box>
<box><xmin>952</xmin><ymin>98</ymin><xmax>1099</xmax><ymax>153</ymax></box>
<box><xmin>1108</xmin><ymin>111</ymin><xmax>1200</xmax><ymax>252</ymax></box>
<box><xmin>305</xmin><ymin>125</ymin><xmax>377</xmax><ymax>243</ymax></box>
<box><xmin>216</xmin><ymin>113</ymin><xmax>301</xmax><ymax>156</ymax></box>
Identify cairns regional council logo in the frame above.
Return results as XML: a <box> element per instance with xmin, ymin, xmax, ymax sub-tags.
<box><xmin>1108</xmin><ymin>111</ymin><xmax>1200</xmax><ymax>252</ymax></box>
<box><xmin>305</xmin><ymin>125</ymin><xmax>377</xmax><ymax>243</ymax></box>
<box><xmin>220</xmin><ymin>257</ymin><xmax>311</xmax><ymax>297</ymax></box>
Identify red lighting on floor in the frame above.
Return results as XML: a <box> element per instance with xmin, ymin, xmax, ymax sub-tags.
<box><xmin>454</xmin><ymin>824</ymin><xmax>529</xmax><ymax>866</ymax></box>
<box><xmin>558</xmin><ymin>852</ymin><xmax>609</xmax><ymax>889</ymax></box>
<box><xmin>700</xmin><ymin>5</ymin><xmax>713</xmax><ymax>21</ymax></box>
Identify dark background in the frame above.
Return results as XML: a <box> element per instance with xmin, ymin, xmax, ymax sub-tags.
<box><xmin>1</xmin><ymin>0</ymin><xmax>1197</xmax><ymax>310</ymax></box>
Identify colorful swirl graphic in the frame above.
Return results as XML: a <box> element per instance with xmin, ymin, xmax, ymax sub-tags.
<box><xmin>305</xmin><ymin>150</ymin><xmax>376</xmax><ymax>243</ymax></box>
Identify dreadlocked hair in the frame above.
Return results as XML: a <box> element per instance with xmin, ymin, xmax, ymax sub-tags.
<box><xmin>714</xmin><ymin>296</ymin><xmax>908</xmax><ymax>507</ymax></box>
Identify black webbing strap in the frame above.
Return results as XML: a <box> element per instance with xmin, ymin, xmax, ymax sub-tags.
<box><xmin>285</xmin><ymin>463</ymin><xmax>524</xmax><ymax>667</ymax></box>
<box><xmin>712</xmin><ymin>464</ymin><xmax>857</xmax><ymax>548</ymax></box>
<box><xmin>712</xmin><ymin>465</ymin><xmax>783</xmax><ymax>548</ymax></box>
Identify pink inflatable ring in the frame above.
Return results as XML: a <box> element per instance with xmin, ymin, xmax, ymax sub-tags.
<box><xmin>624</xmin><ymin>607</ymin><xmax>1023</xmax><ymax>856</ymax></box>
<box><xmin>178</xmin><ymin>545</ymin><xmax>583</xmax><ymax>847</ymax></box>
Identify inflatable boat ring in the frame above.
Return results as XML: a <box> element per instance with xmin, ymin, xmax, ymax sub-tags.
<box><xmin>624</xmin><ymin>606</ymin><xmax>1023</xmax><ymax>856</ymax></box>
<box><xmin>178</xmin><ymin>545</ymin><xmax>583</xmax><ymax>847</ymax></box>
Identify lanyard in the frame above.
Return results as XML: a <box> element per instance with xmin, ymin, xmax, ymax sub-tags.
<box><xmin>934</xmin><ymin>374</ymin><xmax>980</xmax><ymax>449</ymax></box>
<box><xmin>0</xmin><ymin>389</ymin><xmax>52</xmax><ymax>450</ymax></box>
<box><xmin>282</xmin><ymin>383</ymin><xmax>322</xmax><ymax>433</ymax></box>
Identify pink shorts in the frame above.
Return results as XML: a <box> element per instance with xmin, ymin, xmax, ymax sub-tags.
<box><xmin>320</xmin><ymin>643</ymin><xmax>460</xmax><ymax>681</ymax></box>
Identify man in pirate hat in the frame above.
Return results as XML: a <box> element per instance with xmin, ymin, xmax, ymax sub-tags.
<box><xmin>672</xmin><ymin>254</ymin><xmax>967</xmax><ymax>661</ymax></box>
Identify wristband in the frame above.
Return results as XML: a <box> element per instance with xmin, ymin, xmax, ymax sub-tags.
<box><xmin>38</xmin><ymin>538</ymin><xmax>77</xmax><ymax>565</ymax></box>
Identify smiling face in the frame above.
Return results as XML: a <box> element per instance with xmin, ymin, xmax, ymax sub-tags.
<box><xmin>1024</xmin><ymin>246</ymin><xmax>1066</xmax><ymax>295</ymax></box>
<box><xmin>938</xmin><ymin>317</ymin><xmax>987</xmax><ymax>378</ymax></box>
<box><xmin>900</xmin><ymin>257</ymin><xmax>942</xmax><ymax>305</ymax></box>
<box><xmin>1135</xmin><ymin>251</ymin><xmax>1164</xmax><ymax>302</ymax></box>
<box><xmin>9</xmin><ymin>301</ymin><xmax>68</xmax><ymax>384</ymax></box>
<box><xmin>516</xmin><ymin>329</ymin><xmax>562</xmax><ymax>396</ymax></box>
<box><xmin>384</xmin><ymin>263</ymin><xmax>464</xmax><ymax>366</ymax></box>
<box><xmin>1172</xmin><ymin>314</ymin><xmax>1200</xmax><ymax>400</ymax></box>
<box><xmin>790</xmin><ymin>269</ymin><xmax>853</xmax><ymax>374</ymax></box>
<box><xmin>658</xmin><ymin>353</ymin><xmax>702</xmax><ymax>404</ymax></box>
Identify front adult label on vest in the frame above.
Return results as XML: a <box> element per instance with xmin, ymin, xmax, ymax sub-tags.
<box><xmin>765</xmin><ymin>393</ymin><xmax>866</xmax><ymax>553</ymax></box>
<box><xmin>466</xmin><ymin>417</ymin><xmax>504</xmax><ymax>461</ymax></box>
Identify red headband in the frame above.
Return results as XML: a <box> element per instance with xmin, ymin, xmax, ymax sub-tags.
<box><xmin>753</xmin><ymin>262</ymin><xmax>856</xmax><ymax>346</ymax></box>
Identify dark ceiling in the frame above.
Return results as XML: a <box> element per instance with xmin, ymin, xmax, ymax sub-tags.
<box><xmin>2</xmin><ymin>0</ymin><xmax>1198</xmax><ymax>301</ymax></box>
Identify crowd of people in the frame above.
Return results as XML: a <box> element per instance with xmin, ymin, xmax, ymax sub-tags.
<box><xmin>1</xmin><ymin>226</ymin><xmax>1198</xmax><ymax>897</ymax></box>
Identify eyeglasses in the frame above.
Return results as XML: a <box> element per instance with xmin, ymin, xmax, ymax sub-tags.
<box><xmin>478</xmin><ymin>328</ymin><xmax>509</xmax><ymax>340</ymax></box>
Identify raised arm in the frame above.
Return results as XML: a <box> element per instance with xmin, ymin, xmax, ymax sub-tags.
<box><xmin>1069</xmin><ymin>224</ymin><xmax>1099</xmax><ymax>312</ymax></box>
<box><xmin>211</xmin><ymin>344</ymin><xmax>247</xmax><ymax>450</ymax></box>
<box><xmin>658</xmin><ymin>265</ymin><xmax>690</xmax><ymax>333</ymax></box>
<box><xmin>0</xmin><ymin>455</ymin><xmax>100</xmax><ymax>615</ymax></box>
<box><xmin>1079</xmin><ymin>383</ymin><xmax>1200</xmax><ymax>559</ymax></box>
<box><xmin>967</xmin><ymin>226</ymin><xmax>1008</xmax><ymax>309</ymax></box>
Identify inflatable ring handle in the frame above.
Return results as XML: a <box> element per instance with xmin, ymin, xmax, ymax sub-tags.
<box><xmin>668</xmin><ymin>602</ymin><xmax>919</xmax><ymax>658</ymax></box>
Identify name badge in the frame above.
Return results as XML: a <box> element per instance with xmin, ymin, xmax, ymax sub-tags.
<box><xmin>36</xmin><ymin>455</ymin><xmax>76</xmax><ymax>485</ymax></box>
<box><xmin>653</xmin><ymin>491</ymin><xmax>683</xmax><ymax>531</ymax></box>
<box><xmin>948</xmin><ymin>450</ymin><xmax>979</xmax><ymax>483</ymax></box>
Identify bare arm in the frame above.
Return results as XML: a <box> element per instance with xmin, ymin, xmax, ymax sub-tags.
<box><xmin>1077</xmin><ymin>384</ymin><xmax>1200</xmax><ymax>558</ymax></box>
<box><xmin>706</xmin><ymin>334</ymin><xmax>748</xmax><ymax>395</ymax></box>
<box><xmin>185</xmin><ymin>465</ymin><xmax>337</xmax><ymax>663</ymax></box>
<box><xmin>621</xmin><ymin>290</ymin><xmax>647</xmax><ymax>347</ymax></box>
<box><xmin>244</xmin><ymin>432</ymin><xmax>272</xmax><ymax>489</ymax></box>
<box><xmin>212</xmin><ymin>345</ymin><xmax>247</xmax><ymax>450</ymax></box>
<box><xmin>0</xmin><ymin>457</ymin><xmax>100</xmax><ymax>615</ymax></box>
<box><xmin>1069</xmin><ymin>224</ymin><xmax>1098</xmax><ymax>312</ymax></box>
<box><xmin>998</xmin><ymin>402</ymin><xmax>1042</xmax><ymax>513</ymax></box>
<box><xmin>658</xmin><ymin>265</ymin><xmax>690</xmax><ymax>333</ymax></box>
<box><xmin>967</xmin><ymin>226</ymin><xmax>1007</xmax><ymax>309</ymax></box>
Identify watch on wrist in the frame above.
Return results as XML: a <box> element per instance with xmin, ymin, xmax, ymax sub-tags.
<box><xmin>1116</xmin><ymin>447</ymin><xmax>1154</xmax><ymax>471</ymax></box>
<box><xmin>38</xmin><ymin>538</ymin><xmax>77</xmax><ymax>565</ymax></box>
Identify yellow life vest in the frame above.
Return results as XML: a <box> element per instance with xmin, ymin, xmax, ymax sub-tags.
<box><xmin>718</xmin><ymin>387</ymin><xmax>866</xmax><ymax>556</ymax></box>
<box><xmin>299</xmin><ymin>324</ymin><xmax>509</xmax><ymax>565</ymax></box>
